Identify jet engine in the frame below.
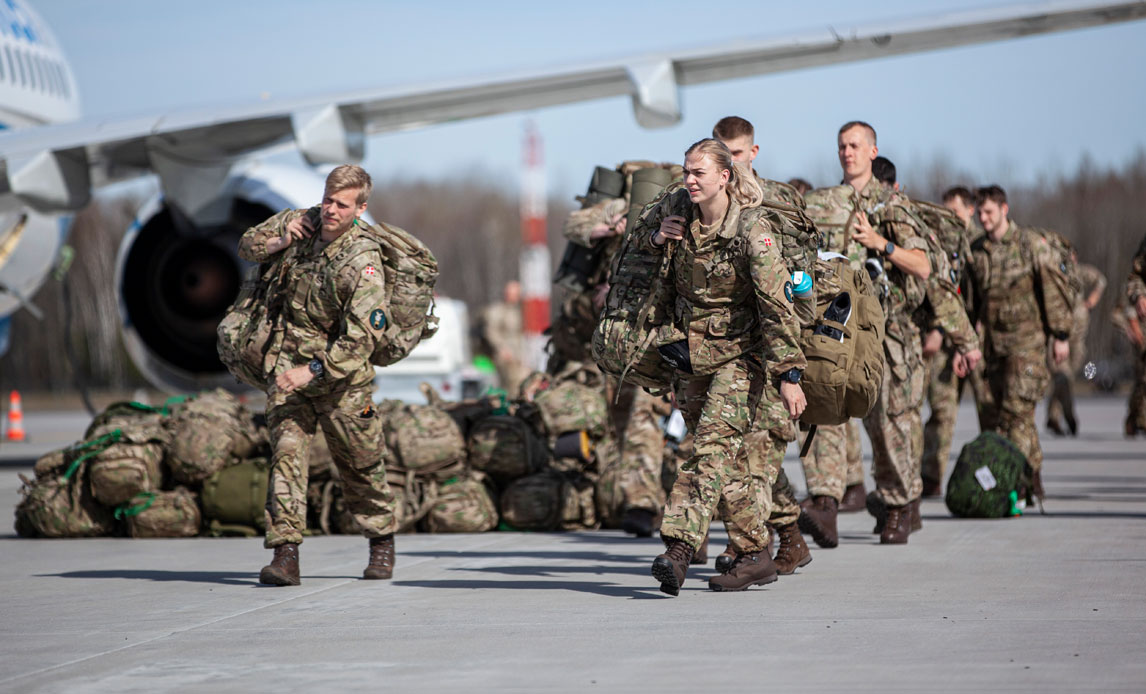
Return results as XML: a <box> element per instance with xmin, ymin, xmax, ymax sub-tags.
<box><xmin>116</xmin><ymin>163</ymin><xmax>336</xmax><ymax>393</ymax></box>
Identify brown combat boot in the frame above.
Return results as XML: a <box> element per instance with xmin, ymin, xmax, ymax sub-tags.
<box><xmin>798</xmin><ymin>496</ymin><xmax>839</xmax><ymax>548</ymax></box>
<box><xmin>652</xmin><ymin>540</ymin><xmax>694</xmax><ymax>596</ymax></box>
<box><xmin>772</xmin><ymin>522</ymin><xmax>812</xmax><ymax>575</ymax></box>
<box><xmin>707</xmin><ymin>551</ymin><xmax>779</xmax><ymax>592</ymax></box>
<box><xmin>259</xmin><ymin>543</ymin><xmax>300</xmax><ymax>586</ymax></box>
<box><xmin>868</xmin><ymin>491</ymin><xmax>887</xmax><ymax>534</ymax></box>
<box><xmin>690</xmin><ymin>532</ymin><xmax>709</xmax><ymax>565</ymax></box>
<box><xmin>910</xmin><ymin>498</ymin><xmax>922</xmax><ymax>533</ymax></box>
<box><xmin>363</xmin><ymin>535</ymin><xmax>395</xmax><ymax>580</ymax></box>
<box><xmin>839</xmin><ymin>483</ymin><xmax>867</xmax><ymax>512</ymax></box>
<box><xmin>880</xmin><ymin>505</ymin><xmax>910</xmax><ymax>544</ymax></box>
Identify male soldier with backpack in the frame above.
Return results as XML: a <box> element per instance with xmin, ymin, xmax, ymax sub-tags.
<box><xmin>966</xmin><ymin>185</ymin><xmax>1075</xmax><ymax>502</ymax></box>
<box><xmin>1125</xmin><ymin>234</ymin><xmax>1146</xmax><ymax>437</ymax></box>
<box><xmin>237</xmin><ymin>165</ymin><xmax>399</xmax><ymax>586</ymax></box>
<box><xmin>869</xmin><ymin>162</ymin><xmax>983</xmax><ymax>511</ymax></box>
<box><xmin>800</xmin><ymin>122</ymin><xmax>934</xmax><ymax>546</ymax></box>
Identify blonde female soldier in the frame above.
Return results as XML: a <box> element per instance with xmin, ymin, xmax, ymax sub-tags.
<box><xmin>640</xmin><ymin>139</ymin><xmax>807</xmax><ymax>595</ymax></box>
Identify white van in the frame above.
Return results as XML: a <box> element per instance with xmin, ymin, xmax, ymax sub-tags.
<box><xmin>372</xmin><ymin>297</ymin><xmax>490</xmax><ymax>405</ymax></box>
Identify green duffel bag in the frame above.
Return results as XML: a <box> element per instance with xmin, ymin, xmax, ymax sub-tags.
<box><xmin>201</xmin><ymin>458</ymin><xmax>269</xmax><ymax>536</ymax></box>
<box><xmin>421</xmin><ymin>472</ymin><xmax>498</xmax><ymax>533</ymax></box>
<box><xmin>945</xmin><ymin>432</ymin><xmax>1032</xmax><ymax>518</ymax></box>
<box><xmin>122</xmin><ymin>488</ymin><xmax>203</xmax><ymax>538</ymax></box>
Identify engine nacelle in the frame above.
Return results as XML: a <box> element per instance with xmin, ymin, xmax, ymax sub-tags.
<box><xmin>116</xmin><ymin>163</ymin><xmax>335</xmax><ymax>394</ymax></box>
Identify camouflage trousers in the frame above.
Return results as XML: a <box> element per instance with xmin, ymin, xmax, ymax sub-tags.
<box><xmin>863</xmin><ymin>338</ymin><xmax>925</xmax><ymax>507</ymax></box>
<box><xmin>977</xmin><ymin>346</ymin><xmax>1049</xmax><ymax>472</ymax></box>
<box><xmin>721</xmin><ymin>433</ymin><xmax>800</xmax><ymax>553</ymax></box>
<box><xmin>1129</xmin><ymin>345</ymin><xmax>1146</xmax><ymax>431</ymax></box>
<box><xmin>660</xmin><ymin>357</ymin><xmax>775</xmax><ymax>554</ymax></box>
<box><xmin>800</xmin><ymin>419</ymin><xmax>864</xmax><ymax>500</ymax></box>
<box><xmin>596</xmin><ymin>379</ymin><xmax>667</xmax><ymax>526</ymax></box>
<box><xmin>264</xmin><ymin>385</ymin><xmax>397</xmax><ymax>547</ymax></box>
<box><xmin>922</xmin><ymin>345</ymin><xmax>962</xmax><ymax>488</ymax></box>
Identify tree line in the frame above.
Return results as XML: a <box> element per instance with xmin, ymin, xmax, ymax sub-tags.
<box><xmin>2</xmin><ymin>155</ymin><xmax>1143</xmax><ymax>393</ymax></box>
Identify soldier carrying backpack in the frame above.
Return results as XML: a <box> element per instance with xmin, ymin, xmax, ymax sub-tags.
<box><xmin>222</xmin><ymin>165</ymin><xmax>434</xmax><ymax>588</ymax></box>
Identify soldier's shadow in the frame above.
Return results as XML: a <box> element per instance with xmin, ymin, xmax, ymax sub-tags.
<box><xmin>39</xmin><ymin>570</ymin><xmax>356</xmax><ymax>586</ymax></box>
<box><xmin>393</xmin><ymin>577</ymin><xmax>668</xmax><ymax>599</ymax></box>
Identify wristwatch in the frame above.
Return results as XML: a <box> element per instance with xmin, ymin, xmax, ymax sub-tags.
<box><xmin>308</xmin><ymin>358</ymin><xmax>325</xmax><ymax>378</ymax></box>
<box><xmin>883</xmin><ymin>240</ymin><xmax>896</xmax><ymax>256</ymax></box>
<box><xmin>779</xmin><ymin>368</ymin><xmax>802</xmax><ymax>384</ymax></box>
<box><xmin>1052</xmin><ymin>331</ymin><xmax>1069</xmax><ymax>341</ymax></box>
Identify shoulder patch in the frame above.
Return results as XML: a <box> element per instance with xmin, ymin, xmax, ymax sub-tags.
<box><xmin>369</xmin><ymin>308</ymin><xmax>387</xmax><ymax>330</ymax></box>
<box><xmin>364</xmin><ymin>265</ymin><xmax>377</xmax><ymax>277</ymax></box>
<box><xmin>783</xmin><ymin>281</ymin><xmax>794</xmax><ymax>303</ymax></box>
<box><xmin>762</xmin><ymin>236</ymin><xmax>774</xmax><ymax>247</ymax></box>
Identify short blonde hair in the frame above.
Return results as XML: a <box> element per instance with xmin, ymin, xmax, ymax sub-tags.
<box><xmin>325</xmin><ymin>165</ymin><xmax>373</xmax><ymax>205</ymax></box>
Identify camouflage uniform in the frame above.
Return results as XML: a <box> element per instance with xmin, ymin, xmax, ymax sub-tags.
<box><xmin>638</xmin><ymin>191</ymin><xmax>806</xmax><ymax>552</ymax></box>
<box><xmin>856</xmin><ymin>180</ymin><xmax>931</xmax><ymax>507</ymax></box>
<box><xmin>1046</xmin><ymin>263</ymin><xmax>1106</xmax><ymax>426</ymax></box>
<box><xmin>1125</xmin><ymin>238</ymin><xmax>1146</xmax><ymax>433</ymax></box>
<box><xmin>239</xmin><ymin>210</ymin><xmax>397</xmax><ymax>548</ymax></box>
<box><xmin>481</xmin><ymin>301</ymin><xmax>530</xmax><ymax>395</ymax></box>
<box><xmin>797</xmin><ymin>184</ymin><xmax>880</xmax><ymax>501</ymax></box>
<box><xmin>558</xmin><ymin>195</ymin><xmax>668</xmax><ymax>523</ymax></box>
<box><xmin>968</xmin><ymin>221</ymin><xmax>1075</xmax><ymax>473</ymax></box>
<box><xmin>917</xmin><ymin>216</ymin><xmax>981</xmax><ymax>489</ymax></box>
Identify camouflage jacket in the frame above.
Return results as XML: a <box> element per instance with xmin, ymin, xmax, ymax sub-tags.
<box><xmin>968</xmin><ymin>220</ymin><xmax>1075</xmax><ymax>357</ymax></box>
<box><xmin>238</xmin><ymin>208</ymin><xmax>388</xmax><ymax>394</ymax></box>
<box><xmin>1127</xmin><ymin>235</ymin><xmax>1146</xmax><ymax>306</ymax></box>
<box><xmin>636</xmin><ymin>189</ymin><xmax>805</xmax><ymax>378</ymax></box>
<box><xmin>805</xmin><ymin>180</ymin><xmax>929</xmax><ymax>346</ymax></box>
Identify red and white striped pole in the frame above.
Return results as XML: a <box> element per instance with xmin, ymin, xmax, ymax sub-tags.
<box><xmin>519</xmin><ymin>122</ymin><xmax>550</xmax><ymax>372</ymax></box>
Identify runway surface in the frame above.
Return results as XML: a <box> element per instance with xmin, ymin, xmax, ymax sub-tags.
<box><xmin>1</xmin><ymin>396</ymin><xmax>1143</xmax><ymax>692</ymax></box>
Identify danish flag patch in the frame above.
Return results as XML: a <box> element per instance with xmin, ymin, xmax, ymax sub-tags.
<box><xmin>762</xmin><ymin>237</ymin><xmax>774</xmax><ymax>247</ymax></box>
<box><xmin>364</xmin><ymin>266</ymin><xmax>376</xmax><ymax>277</ymax></box>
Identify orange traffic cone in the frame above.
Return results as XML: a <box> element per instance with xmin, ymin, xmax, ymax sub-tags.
<box><xmin>6</xmin><ymin>390</ymin><xmax>26</xmax><ymax>442</ymax></box>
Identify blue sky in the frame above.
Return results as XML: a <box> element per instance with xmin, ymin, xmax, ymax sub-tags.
<box><xmin>31</xmin><ymin>0</ymin><xmax>1146</xmax><ymax>200</ymax></box>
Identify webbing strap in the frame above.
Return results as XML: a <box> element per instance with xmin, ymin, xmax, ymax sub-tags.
<box><xmin>114</xmin><ymin>491</ymin><xmax>157</xmax><ymax>520</ymax></box>
<box><xmin>62</xmin><ymin>429</ymin><xmax>123</xmax><ymax>480</ymax></box>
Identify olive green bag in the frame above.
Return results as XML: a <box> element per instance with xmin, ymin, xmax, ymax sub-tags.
<box><xmin>200</xmin><ymin>457</ymin><xmax>270</xmax><ymax>537</ymax></box>
<box><xmin>799</xmin><ymin>257</ymin><xmax>886</xmax><ymax>426</ymax></box>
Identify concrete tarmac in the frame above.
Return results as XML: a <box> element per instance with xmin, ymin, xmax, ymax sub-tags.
<box><xmin>1</xmin><ymin>396</ymin><xmax>1143</xmax><ymax>692</ymax></box>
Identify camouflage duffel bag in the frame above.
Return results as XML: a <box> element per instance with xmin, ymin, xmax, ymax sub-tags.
<box><xmin>534</xmin><ymin>379</ymin><xmax>609</xmax><ymax>441</ymax></box>
<box><xmin>499</xmin><ymin>471</ymin><xmax>565</xmax><ymax>531</ymax></box>
<box><xmin>120</xmin><ymin>488</ymin><xmax>202</xmax><ymax>538</ymax></box>
<box><xmin>381</xmin><ymin>401</ymin><xmax>466</xmax><ymax>476</ymax></box>
<box><xmin>945</xmin><ymin>432</ymin><xmax>1032</xmax><ymax>519</ymax></box>
<box><xmin>467</xmin><ymin>415</ymin><xmax>549</xmax><ymax>485</ymax></box>
<box><xmin>421</xmin><ymin>472</ymin><xmax>498</xmax><ymax>533</ymax></box>
<box><xmin>14</xmin><ymin>463</ymin><xmax>117</xmax><ymax>538</ymax></box>
<box><xmin>201</xmin><ymin>458</ymin><xmax>269</xmax><ymax>536</ymax></box>
<box><xmin>165</xmin><ymin>389</ymin><xmax>262</xmax><ymax>485</ymax></box>
<box><xmin>84</xmin><ymin>405</ymin><xmax>171</xmax><ymax>507</ymax></box>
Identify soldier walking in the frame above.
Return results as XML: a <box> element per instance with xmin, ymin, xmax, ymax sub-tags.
<box><xmin>641</xmin><ymin>139</ymin><xmax>807</xmax><ymax>595</ymax></box>
<box><xmin>966</xmin><ymin>185</ymin><xmax>1075</xmax><ymax>501</ymax></box>
<box><xmin>1124</xmin><ymin>234</ymin><xmax>1146</xmax><ymax>437</ymax></box>
<box><xmin>237</xmin><ymin>165</ymin><xmax>399</xmax><ymax>586</ymax></box>
<box><xmin>1045</xmin><ymin>258</ymin><xmax>1106</xmax><ymax>436</ymax></box>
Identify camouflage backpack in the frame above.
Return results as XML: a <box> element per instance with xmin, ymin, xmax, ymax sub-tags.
<box><xmin>200</xmin><ymin>457</ymin><xmax>269</xmax><ymax>537</ymax></box>
<box><xmin>165</xmin><ymin>389</ymin><xmax>262</xmax><ymax>485</ymax></box>
<box><xmin>380</xmin><ymin>400</ymin><xmax>467</xmax><ymax>477</ymax></box>
<box><xmin>498</xmin><ymin>471</ymin><xmax>566</xmax><ymax>531</ymax></box>
<box><xmin>799</xmin><ymin>256</ymin><xmax>887</xmax><ymax>426</ymax></box>
<box><xmin>591</xmin><ymin>188</ymin><xmax>686</xmax><ymax>390</ymax></box>
<box><xmin>421</xmin><ymin>472</ymin><xmax>499</xmax><ymax>533</ymax></box>
<box><xmin>902</xmin><ymin>199</ymin><xmax>971</xmax><ymax>286</ymax></box>
<box><xmin>14</xmin><ymin>448</ymin><xmax>118</xmax><ymax>538</ymax></box>
<box><xmin>466</xmin><ymin>414</ymin><xmax>549</xmax><ymax>486</ymax></box>
<box><xmin>122</xmin><ymin>487</ymin><xmax>202</xmax><ymax>538</ymax></box>
<box><xmin>946</xmin><ymin>432</ymin><xmax>1031</xmax><ymax>518</ymax></box>
<box><xmin>533</xmin><ymin>375</ymin><xmax>609</xmax><ymax>442</ymax></box>
<box><xmin>84</xmin><ymin>405</ymin><xmax>170</xmax><ymax>508</ymax></box>
<box><xmin>1026</xmin><ymin>227</ymin><xmax>1082</xmax><ymax>301</ymax></box>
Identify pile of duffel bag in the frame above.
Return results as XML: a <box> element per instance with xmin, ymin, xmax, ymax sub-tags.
<box><xmin>15</xmin><ymin>365</ymin><xmax>617</xmax><ymax>538</ymax></box>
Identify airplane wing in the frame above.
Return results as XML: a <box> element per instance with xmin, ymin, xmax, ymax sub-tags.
<box><xmin>1</xmin><ymin>0</ymin><xmax>1144</xmax><ymax>217</ymax></box>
